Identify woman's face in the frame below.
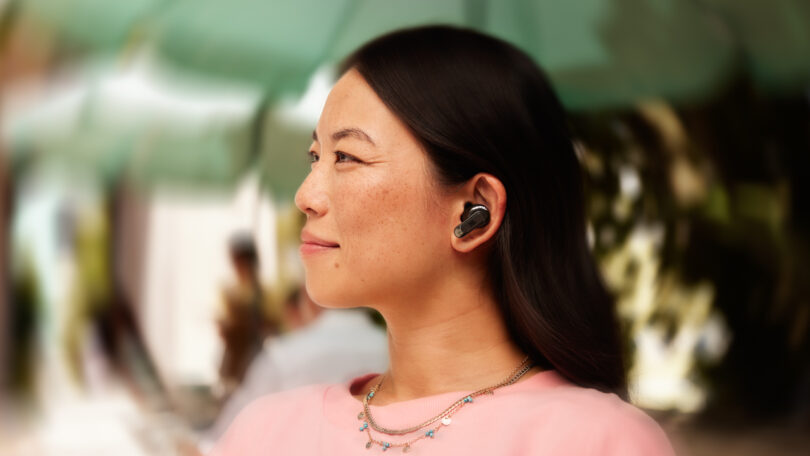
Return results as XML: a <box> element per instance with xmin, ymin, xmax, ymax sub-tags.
<box><xmin>295</xmin><ymin>69</ymin><xmax>453</xmax><ymax>308</ymax></box>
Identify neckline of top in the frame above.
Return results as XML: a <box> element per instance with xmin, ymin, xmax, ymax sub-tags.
<box><xmin>343</xmin><ymin>367</ymin><xmax>564</xmax><ymax>410</ymax></box>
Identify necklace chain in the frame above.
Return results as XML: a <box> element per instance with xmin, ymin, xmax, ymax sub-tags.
<box><xmin>356</xmin><ymin>356</ymin><xmax>534</xmax><ymax>451</ymax></box>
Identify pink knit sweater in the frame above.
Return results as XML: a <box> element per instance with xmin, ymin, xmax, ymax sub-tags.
<box><xmin>212</xmin><ymin>369</ymin><xmax>675</xmax><ymax>455</ymax></box>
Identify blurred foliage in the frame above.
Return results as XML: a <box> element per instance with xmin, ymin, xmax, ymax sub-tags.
<box><xmin>571</xmin><ymin>77</ymin><xmax>810</xmax><ymax>420</ymax></box>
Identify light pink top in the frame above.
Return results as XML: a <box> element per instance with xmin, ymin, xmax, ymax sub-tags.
<box><xmin>212</xmin><ymin>370</ymin><xmax>676</xmax><ymax>455</ymax></box>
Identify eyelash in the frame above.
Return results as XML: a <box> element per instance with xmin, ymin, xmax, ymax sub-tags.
<box><xmin>307</xmin><ymin>150</ymin><xmax>360</xmax><ymax>164</ymax></box>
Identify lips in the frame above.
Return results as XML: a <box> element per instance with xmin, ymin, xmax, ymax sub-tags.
<box><xmin>300</xmin><ymin>230</ymin><xmax>339</xmax><ymax>256</ymax></box>
<box><xmin>301</xmin><ymin>231</ymin><xmax>339</xmax><ymax>247</ymax></box>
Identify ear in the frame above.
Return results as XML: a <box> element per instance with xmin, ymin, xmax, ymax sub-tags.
<box><xmin>450</xmin><ymin>173</ymin><xmax>507</xmax><ymax>253</ymax></box>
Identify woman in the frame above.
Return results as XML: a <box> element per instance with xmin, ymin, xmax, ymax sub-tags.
<box><xmin>213</xmin><ymin>25</ymin><xmax>675</xmax><ymax>455</ymax></box>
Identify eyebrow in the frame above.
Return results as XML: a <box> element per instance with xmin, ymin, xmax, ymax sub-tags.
<box><xmin>311</xmin><ymin>127</ymin><xmax>376</xmax><ymax>147</ymax></box>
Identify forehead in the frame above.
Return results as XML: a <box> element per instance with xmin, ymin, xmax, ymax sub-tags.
<box><xmin>316</xmin><ymin>69</ymin><xmax>412</xmax><ymax>148</ymax></box>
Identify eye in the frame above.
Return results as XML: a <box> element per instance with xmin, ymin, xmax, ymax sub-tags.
<box><xmin>307</xmin><ymin>150</ymin><xmax>319</xmax><ymax>163</ymax></box>
<box><xmin>335</xmin><ymin>151</ymin><xmax>360</xmax><ymax>164</ymax></box>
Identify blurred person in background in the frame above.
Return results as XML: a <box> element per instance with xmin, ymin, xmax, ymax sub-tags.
<box><xmin>216</xmin><ymin>233</ymin><xmax>275</xmax><ymax>399</ymax></box>
<box><xmin>202</xmin><ymin>285</ymin><xmax>387</xmax><ymax>451</ymax></box>
<box><xmin>213</xmin><ymin>25</ymin><xmax>675</xmax><ymax>455</ymax></box>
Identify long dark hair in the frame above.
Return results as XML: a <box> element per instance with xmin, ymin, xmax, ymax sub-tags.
<box><xmin>340</xmin><ymin>25</ymin><xmax>627</xmax><ymax>398</ymax></box>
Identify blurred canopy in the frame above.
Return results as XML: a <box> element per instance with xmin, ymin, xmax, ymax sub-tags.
<box><xmin>3</xmin><ymin>68</ymin><xmax>259</xmax><ymax>192</ymax></box>
<box><xmin>13</xmin><ymin>0</ymin><xmax>165</xmax><ymax>52</ymax></box>
<box><xmin>13</xmin><ymin>0</ymin><xmax>810</xmax><ymax>105</ymax></box>
<box><xmin>3</xmin><ymin>0</ymin><xmax>810</xmax><ymax>197</ymax></box>
<box><xmin>697</xmin><ymin>0</ymin><xmax>810</xmax><ymax>92</ymax></box>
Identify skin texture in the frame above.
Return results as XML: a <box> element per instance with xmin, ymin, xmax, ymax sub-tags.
<box><xmin>295</xmin><ymin>69</ymin><xmax>540</xmax><ymax>405</ymax></box>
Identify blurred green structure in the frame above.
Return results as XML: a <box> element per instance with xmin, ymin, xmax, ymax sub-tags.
<box><xmin>3</xmin><ymin>0</ymin><xmax>809</xmax><ymax>196</ymax></box>
<box><xmin>11</xmin><ymin>0</ymin><xmax>165</xmax><ymax>52</ymax></box>
<box><xmin>9</xmin><ymin>0</ymin><xmax>810</xmax><ymax>104</ymax></box>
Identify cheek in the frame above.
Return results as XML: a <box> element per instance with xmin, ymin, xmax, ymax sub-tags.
<box><xmin>336</xmin><ymin>176</ymin><xmax>409</xmax><ymax>260</ymax></box>
<box><xmin>332</xmin><ymin>172</ymin><xmax>446</xmax><ymax>295</ymax></box>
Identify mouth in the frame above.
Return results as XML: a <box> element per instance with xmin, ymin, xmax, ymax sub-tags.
<box><xmin>300</xmin><ymin>230</ymin><xmax>339</xmax><ymax>256</ymax></box>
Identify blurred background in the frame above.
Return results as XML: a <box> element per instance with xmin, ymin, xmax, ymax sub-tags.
<box><xmin>1</xmin><ymin>0</ymin><xmax>809</xmax><ymax>455</ymax></box>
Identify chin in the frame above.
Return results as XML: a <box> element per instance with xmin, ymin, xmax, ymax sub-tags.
<box><xmin>304</xmin><ymin>277</ymin><xmax>358</xmax><ymax>309</ymax></box>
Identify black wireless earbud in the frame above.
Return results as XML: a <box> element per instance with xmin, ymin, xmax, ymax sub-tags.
<box><xmin>454</xmin><ymin>203</ymin><xmax>490</xmax><ymax>238</ymax></box>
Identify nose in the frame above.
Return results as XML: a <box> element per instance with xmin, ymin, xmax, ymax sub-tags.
<box><xmin>294</xmin><ymin>167</ymin><xmax>328</xmax><ymax>217</ymax></box>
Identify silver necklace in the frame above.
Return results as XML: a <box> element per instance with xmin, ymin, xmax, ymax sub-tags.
<box><xmin>356</xmin><ymin>356</ymin><xmax>533</xmax><ymax>452</ymax></box>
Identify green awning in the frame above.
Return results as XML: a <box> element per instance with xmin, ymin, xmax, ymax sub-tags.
<box><xmin>698</xmin><ymin>0</ymin><xmax>810</xmax><ymax>93</ymax></box>
<box><xmin>3</xmin><ymin>75</ymin><xmax>257</xmax><ymax>193</ymax></box>
<box><xmin>9</xmin><ymin>0</ymin><xmax>809</xmax><ymax>197</ymax></box>
<box><xmin>148</xmin><ymin>0</ymin><xmax>738</xmax><ymax>110</ymax></box>
<box><xmin>15</xmin><ymin>0</ymin><xmax>810</xmax><ymax>108</ymax></box>
<box><xmin>16</xmin><ymin>0</ymin><xmax>165</xmax><ymax>53</ymax></box>
<box><xmin>148</xmin><ymin>0</ymin><xmax>354</xmax><ymax>102</ymax></box>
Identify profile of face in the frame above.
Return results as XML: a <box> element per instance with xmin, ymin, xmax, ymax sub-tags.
<box><xmin>294</xmin><ymin>69</ymin><xmax>456</xmax><ymax>309</ymax></box>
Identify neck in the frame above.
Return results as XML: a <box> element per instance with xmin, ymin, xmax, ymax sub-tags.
<box><xmin>365</xmin><ymin>279</ymin><xmax>533</xmax><ymax>406</ymax></box>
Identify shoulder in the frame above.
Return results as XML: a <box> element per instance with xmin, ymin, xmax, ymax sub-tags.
<box><xmin>491</xmin><ymin>372</ymin><xmax>675</xmax><ymax>455</ymax></box>
<box><xmin>520</xmin><ymin>383</ymin><xmax>675</xmax><ymax>455</ymax></box>
<box><xmin>210</xmin><ymin>383</ymin><xmax>329</xmax><ymax>456</ymax></box>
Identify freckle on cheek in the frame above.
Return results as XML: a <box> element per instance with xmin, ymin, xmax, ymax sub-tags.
<box><xmin>334</xmin><ymin>262</ymin><xmax>339</xmax><ymax>268</ymax></box>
